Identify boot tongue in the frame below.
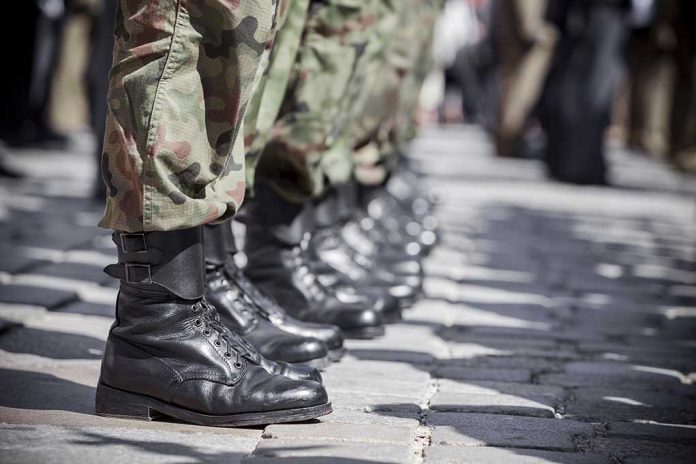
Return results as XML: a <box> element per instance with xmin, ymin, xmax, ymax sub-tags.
<box><xmin>200</xmin><ymin>301</ymin><xmax>261</xmax><ymax>365</ymax></box>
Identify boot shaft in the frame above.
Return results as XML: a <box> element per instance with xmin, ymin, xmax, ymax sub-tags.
<box><xmin>104</xmin><ymin>227</ymin><xmax>206</xmax><ymax>301</ymax></box>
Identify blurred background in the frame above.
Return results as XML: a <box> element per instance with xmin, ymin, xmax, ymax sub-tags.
<box><xmin>0</xmin><ymin>3</ymin><xmax>695</xmax><ymax>461</ymax></box>
<box><xmin>1</xmin><ymin>0</ymin><xmax>694</xmax><ymax>188</ymax></box>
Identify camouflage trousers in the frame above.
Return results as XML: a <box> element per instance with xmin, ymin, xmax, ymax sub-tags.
<box><xmin>99</xmin><ymin>0</ymin><xmax>278</xmax><ymax>232</ymax></box>
<box><xmin>250</xmin><ymin>0</ymin><xmax>379</xmax><ymax>203</ymax></box>
<box><xmin>350</xmin><ymin>0</ymin><xmax>442</xmax><ymax>186</ymax></box>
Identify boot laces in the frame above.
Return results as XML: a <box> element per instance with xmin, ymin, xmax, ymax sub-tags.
<box><xmin>192</xmin><ymin>300</ymin><xmax>257</xmax><ymax>366</ymax></box>
<box><xmin>291</xmin><ymin>239</ymin><xmax>328</xmax><ymax>301</ymax></box>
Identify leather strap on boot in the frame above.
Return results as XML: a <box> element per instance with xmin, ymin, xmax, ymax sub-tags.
<box><xmin>104</xmin><ymin>227</ymin><xmax>205</xmax><ymax>300</ymax></box>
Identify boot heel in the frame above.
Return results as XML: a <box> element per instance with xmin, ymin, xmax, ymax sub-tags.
<box><xmin>95</xmin><ymin>383</ymin><xmax>161</xmax><ymax>421</ymax></box>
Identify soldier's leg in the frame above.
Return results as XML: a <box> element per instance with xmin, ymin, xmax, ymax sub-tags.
<box><xmin>344</xmin><ymin>0</ymin><xmax>442</xmax><ymax>258</ymax></box>
<box><xmin>201</xmin><ymin>0</ymin><xmax>345</xmax><ymax>367</ymax></box>
<box><xmin>96</xmin><ymin>0</ymin><xmax>331</xmax><ymax>428</ymax></box>
<box><xmin>242</xmin><ymin>0</ymin><xmax>387</xmax><ymax>339</ymax></box>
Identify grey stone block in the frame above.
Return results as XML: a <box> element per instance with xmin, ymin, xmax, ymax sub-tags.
<box><xmin>428</xmin><ymin>413</ymin><xmax>593</xmax><ymax>450</ymax></box>
<box><xmin>436</xmin><ymin>380</ymin><xmax>567</xmax><ymax>402</ymax></box>
<box><xmin>0</xmin><ymin>256</ymin><xmax>41</xmax><ymax>274</ymax></box>
<box><xmin>430</xmin><ymin>391</ymin><xmax>556</xmax><ymax>417</ymax></box>
<box><xmin>587</xmin><ymin>437</ymin><xmax>696</xmax><ymax>461</ymax></box>
<box><xmin>251</xmin><ymin>438</ymin><xmax>416</xmax><ymax>463</ymax></box>
<box><xmin>424</xmin><ymin>446</ymin><xmax>611</xmax><ymax>464</ymax></box>
<box><xmin>53</xmin><ymin>301</ymin><xmax>114</xmax><ymax>317</ymax></box>
<box><xmin>263</xmin><ymin>422</ymin><xmax>415</xmax><ymax>444</ymax></box>
<box><xmin>0</xmin><ymin>424</ymin><xmax>257</xmax><ymax>464</ymax></box>
<box><xmin>539</xmin><ymin>361</ymin><xmax>686</xmax><ymax>389</ymax></box>
<box><xmin>318</xmin><ymin>409</ymin><xmax>421</xmax><ymax>427</ymax></box>
<box><xmin>30</xmin><ymin>262</ymin><xmax>111</xmax><ymax>285</ymax></box>
<box><xmin>604</xmin><ymin>422</ymin><xmax>696</xmax><ymax>442</ymax></box>
<box><xmin>433</xmin><ymin>366</ymin><xmax>532</xmax><ymax>383</ymax></box>
<box><xmin>0</xmin><ymin>284</ymin><xmax>77</xmax><ymax>309</ymax></box>
<box><xmin>566</xmin><ymin>388</ymin><xmax>696</xmax><ymax>423</ymax></box>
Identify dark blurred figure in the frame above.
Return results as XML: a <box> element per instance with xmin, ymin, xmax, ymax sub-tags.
<box><xmin>493</xmin><ymin>0</ymin><xmax>557</xmax><ymax>158</ymax></box>
<box><xmin>668</xmin><ymin>0</ymin><xmax>696</xmax><ymax>172</ymax></box>
<box><xmin>541</xmin><ymin>0</ymin><xmax>631</xmax><ymax>185</ymax></box>
<box><xmin>0</xmin><ymin>0</ymin><xmax>68</xmax><ymax>148</ymax></box>
<box><xmin>444</xmin><ymin>0</ymin><xmax>496</xmax><ymax>127</ymax></box>
<box><xmin>625</xmin><ymin>0</ymin><xmax>672</xmax><ymax>158</ymax></box>
<box><xmin>87</xmin><ymin>0</ymin><xmax>116</xmax><ymax>200</ymax></box>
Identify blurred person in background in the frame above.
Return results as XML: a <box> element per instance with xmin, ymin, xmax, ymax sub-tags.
<box><xmin>624</xmin><ymin>0</ymin><xmax>673</xmax><ymax>159</ymax></box>
<box><xmin>540</xmin><ymin>0</ymin><xmax>631</xmax><ymax>185</ymax></box>
<box><xmin>0</xmin><ymin>0</ymin><xmax>68</xmax><ymax>148</ymax></box>
<box><xmin>492</xmin><ymin>0</ymin><xmax>557</xmax><ymax>159</ymax></box>
<box><xmin>667</xmin><ymin>0</ymin><xmax>696</xmax><ymax>172</ymax></box>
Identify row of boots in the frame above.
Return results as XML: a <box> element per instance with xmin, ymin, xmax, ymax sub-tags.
<box><xmin>96</xmin><ymin>174</ymin><xmax>438</xmax><ymax>426</ymax></box>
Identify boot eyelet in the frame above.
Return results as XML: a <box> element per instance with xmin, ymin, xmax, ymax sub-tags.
<box><xmin>225</xmin><ymin>352</ymin><xmax>232</xmax><ymax>358</ymax></box>
<box><xmin>203</xmin><ymin>329</ymin><xmax>211</xmax><ymax>336</ymax></box>
<box><xmin>214</xmin><ymin>340</ymin><xmax>221</xmax><ymax>347</ymax></box>
<box><xmin>191</xmin><ymin>305</ymin><xmax>199</xmax><ymax>312</ymax></box>
<box><xmin>234</xmin><ymin>361</ymin><xmax>243</xmax><ymax>369</ymax></box>
<box><xmin>194</xmin><ymin>319</ymin><xmax>202</xmax><ymax>326</ymax></box>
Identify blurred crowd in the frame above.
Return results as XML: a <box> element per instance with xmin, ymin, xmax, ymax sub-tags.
<box><xmin>0</xmin><ymin>0</ymin><xmax>695</xmax><ymax>186</ymax></box>
<box><xmin>432</xmin><ymin>0</ymin><xmax>696</xmax><ymax>183</ymax></box>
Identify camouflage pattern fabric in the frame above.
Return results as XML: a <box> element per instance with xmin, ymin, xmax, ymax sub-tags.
<box><xmin>99</xmin><ymin>0</ymin><xmax>278</xmax><ymax>232</ymax></box>
<box><xmin>351</xmin><ymin>0</ymin><xmax>442</xmax><ymax>185</ymax></box>
<box><xmin>243</xmin><ymin>0</ymin><xmax>311</xmax><ymax>191</ymax></box>
<box><xmin>252</xmin><ymin>0</ymin><xmax>378</xmax><ymax>204</ymax></box>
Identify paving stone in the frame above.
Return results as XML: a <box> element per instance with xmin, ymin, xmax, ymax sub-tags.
<box><xmin>30</xmin><ymin>262</ymin><xmax>111</xmax><ymax>285</ymax></box>
<box><xmin>0</xmin><ymin>256</ymin><xmax>42</xmax><ymax>274</ymax></box>
<box><xmin>566</xmin><ymin>388</ymin><xmax>696</xmax><ymax>423</ymax></box>
<box><xmin>345</xmin><ymin>348</ymin><xmax>436</xmax><ymax>365</ymax></box>
<box><xmin>437</xmin><ymin>379</ymin><xmax>567</xmax><ymax>402</ymax></box>
<box><xmin>53</xmin><ymin>301</ymin><xmax>114</xmax><ymax>317</ymax></box>
<box><xmin>0</xmin><ymin>284</ymin><xmax>77</xmax><ymax>309</ymax></box>
<box><xmin>604</xmin><ymin>422</ymin><xmax>696</xmax><ymax>443</ymax></box>
<box><xmin>441</xmin><ymin>355</ymin><xmax>561</xmax><ymax>371</ymax></box>
<box><xmin>623</xmin><ymin>458</ymin><xmax>695</xmax><ymax>464</ymax></box>
<box><xmin>251</xmin><ymin>438</ymin><xmax>415</xmax><ymax>463</ymax></box>
<box><xmin>429</xmin><ymin>413</ymin><xmax>593</xmax><ymax>450</ymax></box>
<box><xmin>430</xmin><ymin>391</ymin><xmax>556</xmax><ymax>417</ymax></box>
<box><xmin>433</xmin><ymin>366</ymin><xmax>532</xmax><ymax>383</ymax></box>
<box><xmin>0</xmin><ymin>424</ymin><xmax>258</xmax><ymax>464</ymax></box>
<box><xmin>263</xmin><ymin>422</ymin><xmax>415</xmax><ymax>444</ymax></box>
<box><xmin>538</xmin><ymin>361</ymin><xmax>687</xmax><ymax>389</ymax></box>
<box><xmin>328</xmin><ymin>391</ymin><xmax>424</xmax><ymax>414</ymax></box>
<box><xmin>0</xmin><ymin>325</ymin><xmax>104</xmax><ymax>360</ymax></box>
<box><xmin>586</xmin><ymin>437</ymin><xmax>696</xmax><ymax>460</ymax></box>
<box><xmin>424</xmin><ymin>446</ymin><xmax>610</xmax><ymax>464</ymax></box>
<box><xmin>325</xmin><ymin>360</ymin><xmax>431</xmax><ymax>384</ymax></box>
<box><xmin>317</xmin><ymin>409</ymin><xmax>421</xmax><ymax>427</ymax></box>
<box><xmin>322</xmin><ymin>375</ymin><xmax>429</xmax><ymax>399</ymax></box>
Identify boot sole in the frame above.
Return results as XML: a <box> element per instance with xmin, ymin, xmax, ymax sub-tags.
<box><xmin>383</xmin><ymin>309</ymin><xmax>403</xmax><ymax>324</ymax></box>
<box><xmin>342</xmin><ymin>325</ymin><xmax>385</xmax><ymax>340</ymax></box>
<box><xmin>328</xmin><ymin>347</ymin><xmax>346</xmax><ymax>362</ymax></box>
<box><xmin>295</xmin><ymin>355</ymin><xmax>332</xmax><ymax>370</ymax></box>
<box><xmin>95</xmin><ymin>383</ymin><xmax>332</xmax><ymax>427</ymax></box>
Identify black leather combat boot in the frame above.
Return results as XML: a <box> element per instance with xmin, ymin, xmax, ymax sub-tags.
<box><xmin>360</xmin><ymin>173</ymin><xmax>440</xmax><ymax>256</ymax></box>
<box><xmin>242</xmin><ymin>183</ymin><xmax>385</xmax><ymax>339</ymax></box>
<box><xmin>205</xmin><ymin>223</ymin><xmax>331</xmax><ymax>369</ymax></box>
<box><xmin>311</xmin><ymin>183</ymin><xmax>424</xmax><ymax>308</ymax></box>
<box><xmin>206</xmin><ymin>222</ymin><xmax>346</xmax><ymax>361</ymax></box>
<box><xmin>96</xmin><ymin>228</ymin><xmax>331</xmax><ymax>427</ymax></box>
<box><xmin>310</xmin><ymin>186</ymin><xmax>404</xmax><ymax>322</ymax></box>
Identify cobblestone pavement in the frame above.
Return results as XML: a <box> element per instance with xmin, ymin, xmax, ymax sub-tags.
<box><xmin>1</xmin><ymin>127</ymin><xmax>696</xmax><ymax>463</ymax></box>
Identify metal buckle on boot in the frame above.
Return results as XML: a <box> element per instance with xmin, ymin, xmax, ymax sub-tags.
<box><xmin>120</xmin><ymin>233</ymin><xmax>148</xmax><ymax>253</ymax></box>
<box><xmin>124</xmin><ymin>263</ymin><xmax>152</xmax><ymax>284</ymax></box>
